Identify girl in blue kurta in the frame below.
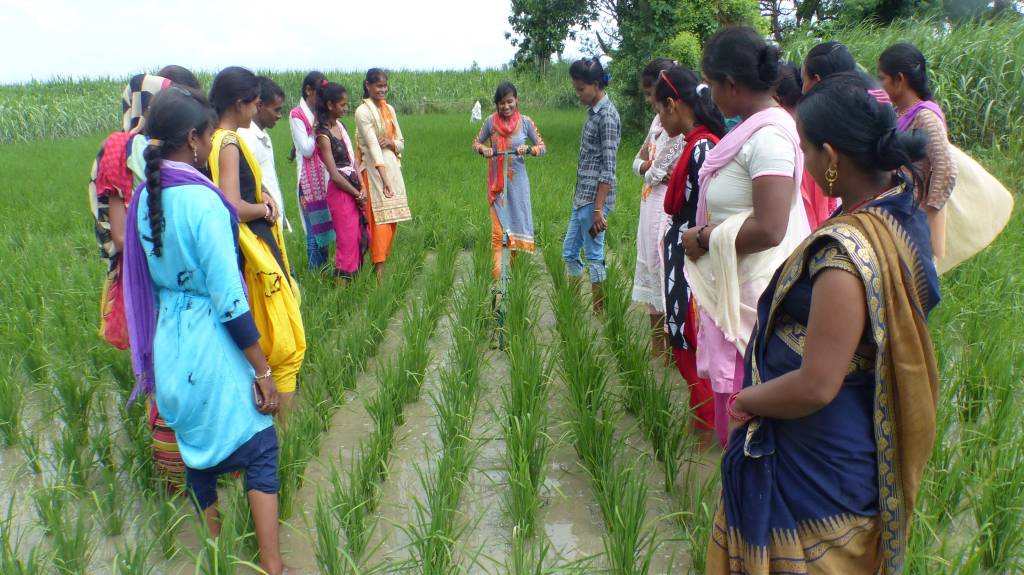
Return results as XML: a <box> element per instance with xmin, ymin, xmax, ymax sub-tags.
<box><xmin>473</xmin><ymin>82</ymin><xmax>547</xmax><ymax>280</ymax></box>
<box><xmin>122</xmin><ymin>87</ymin><xmax>291</xmax><ymax>575</ymax></box>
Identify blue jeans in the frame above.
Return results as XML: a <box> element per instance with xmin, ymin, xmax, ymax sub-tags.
<box><xmin>563</xmin><ymin>203</ymin><xmax>608</xmax><ymax>284</ymax></box>
<box><xmin>300</xmin><ymin>199</ymin><xmax>328</xmax><ymax>270</ymax></box>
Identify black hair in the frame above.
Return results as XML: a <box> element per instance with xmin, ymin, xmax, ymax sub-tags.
<box><xmin>775</xmin><ymin>62</ymin><xmax>803</xmax><ymax>110</ymax></box>
<box><xmin>654</xmin><ymin>66</ymin><xmax>727</xmax><ymax>138</ymax></box>
<box><xmin>257</xmin><ymin>76</ymin><xmax>286</xmax><ymax>105</ymax></box>
<box><xmin>569</xmin><ymin>58</ymin><xmax>609</xmax><ymax>88</ymax></box>
<box><xmin>493</xmin><ymin>82</ymin><xmax>518</xmax><ymax>105</ymax></box>
<box><xmin>640</xmin><ymin>58</ymin><xmax>676</xmax><ymax>87</ymax></box>
<box><xmin>208</xmin><ymin>66</ymin><xmax>259</xmax><ymax>116</ymax></box>
<box><xmin>798</xmin><ymin>72</ymin><xmax>927</xmax><ymax>197</ymax></box>
<box><xmin>879</xmin><ymin>43</ymin><xmax>933</xmax><ymax>101</ymax></box>
<box><xmin>315</xmin><ymin>82</ymin><xmax>349</xmax><ymax>128</ymax></box>
<box><xmin>702</xmin><ymin>26</ymin><xmax>781</xmax><ymax>92</ymax></box>
<box><xmin>803</xmin><ymin>41</ymin><xmax>857</xmax><ymax>82</ymax></box>
<box><xmin>141</xmin><ymin>87</ymin><xmax>215</xmax><ymax>257</ymax></box>
<box><xmin>302</xmin><ymin>71</ymin><xmax>326</xmax><ymax>100</ymax></box>
<box><xmin>157</xmin><ymin>65</ymin><xmax>201</xmax><ymax>90</ymax></box>
<box><xmin>363</xmin><ymin>68</ymin><xmax>389</xmax><ymax>98</ymax></box>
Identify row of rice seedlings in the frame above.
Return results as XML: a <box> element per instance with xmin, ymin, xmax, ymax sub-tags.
<box><xmin>599</xmin><ymin>258</ymin><xmax>691</xmax><ymax>492</ymax></box>
<box><xmin>277</xmin><ymin>236</ymin><xmax>428</xmax><ymax>519</ymax></box>
<box><xmin>404</xmin><ymin>239</ymin><xmax>492</xmax><ymax>574</ymax></box>
<box><xmin>314</xmin><ymin>242</ymin><xmax>458</xmax><ymax>573</ymax></box>
<box><xmin>501</xmin><ymin>254</ymin><xmax>553</xmax><ymax>541</ymax></box>
<box><xmin>540</xmin><ymin>241</ymin><xmax>658</xmax><ymax>574</ymax></box>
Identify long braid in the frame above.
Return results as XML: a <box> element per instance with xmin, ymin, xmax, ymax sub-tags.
<box><xmin>144</xmin><ymin>142</ymin><xmax>165</xmax><ymax>257</ymax></box>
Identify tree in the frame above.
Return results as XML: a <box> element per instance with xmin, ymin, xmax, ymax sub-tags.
<box><xmin>505</xmin><ymin>0</ymin><xmax>595</xmax><ymax>71</ymax></box>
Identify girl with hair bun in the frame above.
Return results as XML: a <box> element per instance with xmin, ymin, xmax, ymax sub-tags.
<box><xmin>631</xmin><ymin>58</ymin><xmax>680</xmax><ymax>360</ymax></box>
<box><xmin>122</xmin><ymin>86</ymin><xmax>293</xmax><ymax>575</ymax></box>
<box><xmin>209</xmin><ymin>66</ymin><xmax>306</xmax><ymax>414</ymax></box>
<box><xmin>687</xmin><ymin>26</ymin><xmax>811</xmax><ymax>447</ymax></box>
<box><xmin>879</xmin><ymin>42</ymin><xmax>956</xmax><ymax>257</ymax></box>
<box><xmin>707</xmin><ymin>71</ymin><xmax>940</xmax><ymax>574</ymax></box>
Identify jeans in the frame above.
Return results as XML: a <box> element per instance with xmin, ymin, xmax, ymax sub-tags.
<box><xmin>300</xmin><ymin>204</ymin><xmax>328</xmax><ymax>270</ymax></box>
<box><xmin>562</xmin><ymin>202</ymin><xmax>608</xmax><ymax>284</ymax></box>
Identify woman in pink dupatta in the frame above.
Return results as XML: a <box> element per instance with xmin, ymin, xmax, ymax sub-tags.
<box><xmin>682</xmin><ymin>27</ymin><xmax>811</xmax><ymax>447</ymax></box>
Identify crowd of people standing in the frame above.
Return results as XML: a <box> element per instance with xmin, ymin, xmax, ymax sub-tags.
<box><xmin>88</xmin><ymin>25</ymin><xmax>960</xmax><ymax>572</ymax></box>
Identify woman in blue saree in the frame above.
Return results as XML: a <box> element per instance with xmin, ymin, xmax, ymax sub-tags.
<box><xmin>707</xmin><ymin>72</ymin><xmax>941</xmax><ymax>574</ymax></box>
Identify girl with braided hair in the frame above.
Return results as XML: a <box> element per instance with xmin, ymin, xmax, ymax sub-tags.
<box><xmin>122</xmin><ymin>86</ymin><xmax>293</xmax><ymax>575</ymax></box>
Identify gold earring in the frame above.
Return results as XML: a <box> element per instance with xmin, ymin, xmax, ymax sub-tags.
<box><xmin>825</xmin><ymin>166</ymin><xmax>838</xmax><ymax>196</ymax></box>
<box><xmin>192</xmin><ymin>146</ymin><xmax>198</xmax><ymax>165</ymax></box>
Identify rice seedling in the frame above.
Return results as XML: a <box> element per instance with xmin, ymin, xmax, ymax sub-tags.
<box><xmin>1</xmin><ymin>497</ymin><xmax>50</xmax><ymax>575</ymax></box>
<box><xmin>111</xmin><ymin>523</ymin><xmax>156</xmax><ymax>575</ymax></box>
<box><xmin>0</xmin><ymin>372</ymin><xmax>24</xmax><ymax>447</ymax></box>
<box><xmin>146</xmin><ymin>488</ymin><xmax>188</xmax><ymax>561</ymax></box>
<box><xmin>189</xmin><ymin>488</ymin><xmax>261</xmax><ymax>575</ymax></box>
<box><xmin>51</xmin><ymin>506</ymin><xmax>98</xmax><ymax>575</ymax></box>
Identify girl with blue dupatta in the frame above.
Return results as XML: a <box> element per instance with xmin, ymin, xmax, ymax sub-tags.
<box><xmin>707</xmin><ymin>72</ymin><xmax>941</xmax><ymax>574</ymax></box>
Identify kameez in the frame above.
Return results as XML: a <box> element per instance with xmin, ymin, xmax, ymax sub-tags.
<box><xmin>473</xmin><ymin>112</ymin><xmax>546</xmax><ymax>279</ymax></box>
<box><xmin>354</xmin><ymin>98</ymin><xmax>412</xmax><ymax>264</ymax></box>
<box><xmin>210</xmin><ymin>129</ymin><xmax>306</xmax><ymax>394</ymax></box>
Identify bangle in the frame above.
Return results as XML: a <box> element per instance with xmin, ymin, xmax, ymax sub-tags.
<box><xmin>696</xmin><ymin>225</ymin><xmax>709</xmax><ymax>250</ymax></box>
<box><xmin>264</xmin><ymin>204</ymin><xmax>271</xmax><ymax>218</ymax></box>
<box><xmin>255</xmin><ymin>367</ymin><xmax>272</xmax><ymax>382</ymax></box>
<box><xmin>727</xmin><ymin>392</ymin><xmax>753</xmax><ymax>423</ymax></box>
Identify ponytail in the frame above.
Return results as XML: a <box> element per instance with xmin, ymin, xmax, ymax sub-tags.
<box><xmin>143</xmin><ymin>142</ymin><xmax>166</xmax><ymax>257</ymax></box>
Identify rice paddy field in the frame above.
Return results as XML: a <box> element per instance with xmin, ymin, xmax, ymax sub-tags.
<box><xmin>1</xmin><ymin>17</ymin><xmax>1023</xmax><ymax>575</ymax></box>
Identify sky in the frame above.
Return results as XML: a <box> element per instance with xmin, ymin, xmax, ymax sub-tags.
<box><xmin>0</xmin><ymin>0</ymin><xmax>586</xmax><ymax>84</ymax></box>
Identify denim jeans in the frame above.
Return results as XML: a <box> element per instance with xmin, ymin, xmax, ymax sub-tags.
<box><xmin>300</xmin><ymin>203</ymin><xmax>328</xmax><ymax>270</ymax></box>
<box><xmin>562</xmin><ymin>203</ymin><xmax>609</xmax><ymax>284</ymax></box>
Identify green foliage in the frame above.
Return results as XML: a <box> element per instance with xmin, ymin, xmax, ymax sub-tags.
<box><xmin>507</xmin><ymin>0</ymin><xmax>595</xmax><ymax>70</ymax></box>
<box><xmin>608</xmin><ymin>0</ymin><xmax>767</xmax><ymax>133</ymax></box>
<box><xmin>783</xmin><ymin>17</ymin><xmax>1024</xmax><ymax>148</ymax></box>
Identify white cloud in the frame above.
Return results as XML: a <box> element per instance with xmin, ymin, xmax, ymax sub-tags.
<box><xmin>0</xmin><ymin>0</ymin><xmax>585</xmax><ymax>83</ymax></box>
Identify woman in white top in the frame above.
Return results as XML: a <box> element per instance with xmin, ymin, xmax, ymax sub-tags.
<box><xmin>289</xmin><ymin>71</ymin><xmax>330</xmax><ymax>270</ymax></box>
<box><xmin>682</xmin><ymin>26</ymin><xmax>811</xmax><ymax>446</ymax></box>
<box><xmin>631</xmin><ymin>58</ymin><xmax>682</xmax><ymax>360</ymax></box>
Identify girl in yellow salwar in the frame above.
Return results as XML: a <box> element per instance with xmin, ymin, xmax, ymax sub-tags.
<box><xmin>354</xmin><ymin>68</ymin><xmax>412</xmax><ymax>279</ymax></box>
<box><xmin>208</xmin><ymin>67</ymin><xmax>306</xmax><ymax>413</ymax></box>
<box><xmin>708</xmin><ymin>72</ymin><xmax>940</xmax><ymax>574</ymax></box>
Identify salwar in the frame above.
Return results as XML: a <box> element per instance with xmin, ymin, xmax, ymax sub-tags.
<box><xmin>712</xmin><ymin>351</ymin><xmax>745</xmax><ymax>447</ymax></box>
<box><xmin>364</xmin><ymin>190</ymin><xmax>396</xmax><ymax>264</ymax></box>
<box><xmin>326</xmin><ymin>186</ymin><xmax>364</xmax><ymax>275</ymax></box>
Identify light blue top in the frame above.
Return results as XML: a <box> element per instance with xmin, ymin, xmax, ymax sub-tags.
<box><xmin>137</xmin><ymin>182</ymin><xmax>272</xmax><ymax>470</ymax></box>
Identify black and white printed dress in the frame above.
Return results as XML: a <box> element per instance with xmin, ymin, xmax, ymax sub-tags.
<box><xmin>662</xmin><ymin>139</ymin><xmax>713</xmax><ymax>348</ymax></box>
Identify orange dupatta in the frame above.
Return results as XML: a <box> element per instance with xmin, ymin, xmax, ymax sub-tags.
<box><xmin>487</xmin><ymin>111</ymin><xmax>521</xmax><ymax>202</ymax></box>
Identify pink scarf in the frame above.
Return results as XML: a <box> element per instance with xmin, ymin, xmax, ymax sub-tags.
<box><xmin>696</xmin><ymin>107</ymin><xmax>803</xmax><ymax>226</ymax></box>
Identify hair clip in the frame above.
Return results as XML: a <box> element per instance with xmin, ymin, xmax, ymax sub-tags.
<box><xmin>867</xmin><ymin>88</ymin><xmax>891</xmax><ymax>105</ymax></box>
<box><xmin>320</xmin><ymin>79</ymin><xmax>329</xmax><ymax>87</ymax></box>
<box><xmin>148</xmin><ymin>138</ymin><xmax>163</xmax><ymax>147</ymax></box>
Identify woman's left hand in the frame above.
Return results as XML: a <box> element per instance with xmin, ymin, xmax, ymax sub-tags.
<box><xmin>683</xmin><ymin>226</ymin><xmax>708</xmax><ymax>261</ymax></box>
<box><xmin>263</xmin><ymin>194</ymin><xmax>279</xmax><ymax>223</ymax></box>
<box><xmin>516</xmin><ymin>144</ymin><xmax>530</xmax><ymax>156</ymax></box>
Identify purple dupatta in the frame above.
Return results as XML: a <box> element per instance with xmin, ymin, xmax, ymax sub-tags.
<box><xmin>123</xmin><ymin>160</ymin><xmax>242</xmax><ymax>402</ymax></box>
<box><xmin>897</xmin><ymin>100</ymin><xmax>947</xmax><ymax>132</ymax></box>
